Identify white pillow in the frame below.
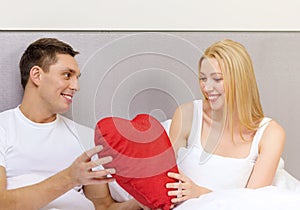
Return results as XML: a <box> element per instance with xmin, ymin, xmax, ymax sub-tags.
<box><xmin>160</xmin><ymin>119</ymin><xmax>172</xmax><ymax>136</ymax></box>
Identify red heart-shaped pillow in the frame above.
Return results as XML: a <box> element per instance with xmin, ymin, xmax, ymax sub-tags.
<box><xmin>94</xmin><ymin>114</ymin><xmax>178</xmax><ymax>210</ymax></box>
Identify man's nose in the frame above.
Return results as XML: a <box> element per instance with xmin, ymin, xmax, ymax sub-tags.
<box><xmin>70</xmin><ymin>77</ymin><xmax>80</xmax><ymax>92</ymax></box>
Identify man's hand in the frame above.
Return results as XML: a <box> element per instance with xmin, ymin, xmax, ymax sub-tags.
<box><xmin>67</xmin><ymin>145</ymin><xmax>116</xmax><ymax>186</ymax></box>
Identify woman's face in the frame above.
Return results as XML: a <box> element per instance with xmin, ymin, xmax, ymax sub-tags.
<box><xmin>199</xmin><ymin>58</ymin><xmax>225</xmax><ymax>111</ymax></box>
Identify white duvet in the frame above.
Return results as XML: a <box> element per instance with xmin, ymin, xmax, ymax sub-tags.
<box><xmin>109</xmin><ymin>173</ymin><xmax>300</xmax><ymax>210</ymax></box>
<box><xmin>175</xmin><ymin>186</ymin><xmax>300</xmax><ymax>210</ymax></box>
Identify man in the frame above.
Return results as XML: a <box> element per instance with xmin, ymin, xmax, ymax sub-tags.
<box><xmin>0</xmin><ymin>38</ymin><xmax>141</xmax><ymax>209</ymax></box>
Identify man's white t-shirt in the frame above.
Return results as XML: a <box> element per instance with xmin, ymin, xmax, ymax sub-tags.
<box><xmin>0</xmin><ymin>107</ymin><xmax>95</xmax><ymax>209</ymax></box>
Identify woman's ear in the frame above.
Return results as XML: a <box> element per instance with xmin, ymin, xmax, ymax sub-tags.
<box><xmin>29</xmin><ymin>66</ymin><xmax>43</xmax><ymax>86</ymax></box>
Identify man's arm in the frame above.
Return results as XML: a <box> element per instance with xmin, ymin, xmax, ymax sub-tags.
<box><xmin>0</xmin><ymin>146</ymin><xmax>114</xmax><ymax>210</ymax></box>
<box><xmin>84</xmin><ymin>184</ymin><xmax>142</xmax><ymax>210</ymax></box>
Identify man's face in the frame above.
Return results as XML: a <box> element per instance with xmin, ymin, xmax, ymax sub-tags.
<box><xmin>38</xmin><ymin>53</ymin><xmax>81</xmax><ymax>115</ymax></box>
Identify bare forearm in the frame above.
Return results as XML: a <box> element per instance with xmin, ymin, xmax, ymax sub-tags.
<box><xmin>96</xmin><ymin>199</ymin><xmax>141</xmax><ymax>210</ymax></box>
<box><xmin>0</xmin><ymin>168</ymin><xmax>75</xmax><ymax>210</ymax></box>
<box><xmin>86</xmin><ymin>186</ymin><xmax>142</xmax><ymax>210</ymax></box>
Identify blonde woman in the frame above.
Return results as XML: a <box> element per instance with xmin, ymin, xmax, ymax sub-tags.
<box><xmin>166</xmin><ymin>39</ymin><xmax>285</xmax><ymax>205</ymax></box>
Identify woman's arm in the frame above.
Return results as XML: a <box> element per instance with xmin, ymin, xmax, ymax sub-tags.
<box><xmin>246</xmin><ymin>120</ymin><xmax>286</xmax><ymax>188</ymax></box>
<box><xmin>169</xmin><ymin>103</ymin><xmax>193</xmax><ymax>155</ymax></box>
<box><xmin>166</xmin><ymin>172</ymin><xmax>211</xmax><ymax>204</ymax></box>
<box><xmin>167</xmin><ymin>102</ymin><xmax>211</xmax><ymax>204</ymax></box>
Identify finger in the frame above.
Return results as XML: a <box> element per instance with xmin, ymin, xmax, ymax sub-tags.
<box><xmin>88</xmin><ymin>176</ymin><xmax>116</xmax><ymax>185</ymax></box>
<box><xmin>86</xmin><ymin>156</ymin><xmax>112</xmax><ymax>171</ymax></box>
<box><xmin>167</xmin><ymin>190</ymin><xmax>182</xmax><ymax>196</ymax></box>
<box><xmin>171</xmin><ymin>195</ymin><xmax>188</xmax><ymax>204</ymax></box>
<box><xmin>167</xmin><ymin>172</ymin><xmax>182</xmax><ymax>180</ymax></box>
<box><xmin>87</xmin><ymin>168</ymin><xmax>115</xmax><ymax>179</ymax></box>
<box><xmin>166</xmin><ymin>182</ymin><xmax>182</xmax><ymax>189</ymax></box>
<box><xmin>85</xmin><ymin>145</ymin><xmax>104</xmax><ymax>158</ymax></box>
<box><xmin>80</xmin><ymin>145</ymin><xmax>103</xmax><ymax>162</ymax></box>
<box><xmin>89</xmin><ymin>156</ymin><xmax>113</xmax><ymax>168</ymax></box>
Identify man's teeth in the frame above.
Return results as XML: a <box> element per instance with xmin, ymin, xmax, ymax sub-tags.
<box><xmin>62</xmin><ymin>94</ymin><xmax>72</xmax><ymax>100</ymax></box>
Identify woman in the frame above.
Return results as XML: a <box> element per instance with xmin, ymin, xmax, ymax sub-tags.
<box><xmin>166</xmin><ymin>39</ymin><xmax>285</xmax><ymax>205</ymax></box>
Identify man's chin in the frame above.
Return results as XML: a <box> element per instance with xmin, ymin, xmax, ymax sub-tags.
<box><xmin>58</xmin><ymin>106</ymin><xmax>71</xmax><ymax>114</ymax></box>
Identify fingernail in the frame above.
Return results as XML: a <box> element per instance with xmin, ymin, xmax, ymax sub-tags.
<box><xmin>107</xmin><ymin>156</ymin><xmax>113</xmax><ymax>161</ymax></box>
<box><xmin>107</xmin><ymin>168</ymin><xmax>116</xmax><ymax>174</ymax></box>
<box><xmin>96</xmin><ymin>145</ymin><xmax>103</xmax><ymax>151</ymax></box>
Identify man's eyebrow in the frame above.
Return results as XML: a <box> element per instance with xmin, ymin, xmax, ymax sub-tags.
<box><xmin>67</xmin><ymin>69</ymin><xmax>81</xmax><ymax>78</ymax></box>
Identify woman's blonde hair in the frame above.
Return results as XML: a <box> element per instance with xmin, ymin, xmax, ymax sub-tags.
<box><xmin>199</xmin><ymin>39</ymin><xmax>264</xmax><ymax>139</ymax></box>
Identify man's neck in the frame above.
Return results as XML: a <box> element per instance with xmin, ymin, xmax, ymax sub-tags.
<box><xmin>19</xmin><ymin>101</ymin><xmax>57</xmax><ymax>123</ymax></box>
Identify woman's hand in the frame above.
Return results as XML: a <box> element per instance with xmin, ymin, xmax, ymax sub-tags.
<box><xmin>166</xmin><ymin>172</ymin><xmax>211</xmax><ymax>204</ymax></box>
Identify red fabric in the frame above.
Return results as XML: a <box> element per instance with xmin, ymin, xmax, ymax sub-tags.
<box><xmin>94</xmin><ymin>114</ymin><xmax>178</xmax><ymax>210</ymax></box>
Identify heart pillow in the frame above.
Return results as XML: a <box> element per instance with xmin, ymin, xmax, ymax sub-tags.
<box><xmin>94</xmin><ymin>114</ymin><xmax>179</xmax><ymax>210</ymax></box>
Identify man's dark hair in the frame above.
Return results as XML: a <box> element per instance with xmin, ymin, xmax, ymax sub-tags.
<box><xmin>19</xmin><ymin>38</ymin><xmax>79</xmax><ymax>89</ymax></box>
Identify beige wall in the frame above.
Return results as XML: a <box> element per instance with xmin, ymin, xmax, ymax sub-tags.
<box><xmin>0</xmin><ymin>31</ymin><xmax>299</xmax><ymax>180</ymax></box>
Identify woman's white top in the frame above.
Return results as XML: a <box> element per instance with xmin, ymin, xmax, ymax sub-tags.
<box><xmin>177</xmin><ymin>100</ymin><xmax>271</xmax><ymax>191</ymax></box>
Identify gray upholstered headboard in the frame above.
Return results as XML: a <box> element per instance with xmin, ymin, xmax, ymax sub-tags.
<box><xmin>1</xmin><ymin>31</ymin><xmax>299</xmax><ymax>179</ymax></box>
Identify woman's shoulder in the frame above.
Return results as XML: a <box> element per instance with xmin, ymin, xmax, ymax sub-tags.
<box><xmin>176</xmin><ymin>99</ymin><xmax>202</xmax><ymax>113</ymax></box>
<box><xmin>259</xmin><ymin>119</ymin><xmax>286</xmax><ymax>150</ymax></box>
<box><xmin>262</xmin><ymin>119</ymin><xmax>285</xmax><ymax>135</ymax></box>
<box><xmin>177</xmin><ymin>101</ymin><xmax>193</xmax><ymax>112</ymax></box>
<box><xmin>172</xmin><ymin>100</ymin><xmax>199</xmax><ymax>133</ymax></box>
<box><xmin>266</xmin><ymin>119</ymin><xmax>285</xmax><ymax>137</ymax></box>
<box><xmin>173</xmin><ymin>101</ymin><xmax>198</xmax><ymax>123</ymax></box>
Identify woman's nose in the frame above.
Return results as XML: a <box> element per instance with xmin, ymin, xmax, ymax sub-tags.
<box><xmin>203</xmin><ymin>80</ymin><xmax>213</xmax><ymax>91</ymax></box>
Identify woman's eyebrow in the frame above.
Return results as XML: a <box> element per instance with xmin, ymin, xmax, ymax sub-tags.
<box><xmin>210</xmin><ymin>72</ymin><xmax>223</xmax><ymax>76</ymax></box>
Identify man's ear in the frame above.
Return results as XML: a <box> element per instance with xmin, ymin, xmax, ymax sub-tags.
<box><xmin>29</xmin><ymin>66</ymin><xmax>43</xmax><ymax>86</ymax></box>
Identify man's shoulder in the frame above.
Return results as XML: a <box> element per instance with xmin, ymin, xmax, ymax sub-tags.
<box><xmin>0</xmin><ymin>108</ymin><xmax>17</xmax><ymax>126</ymax></box>
<box><xmin>0</xmin><ymin>107</ymin><xmax>16</xmax><ymax>118</ymax></box>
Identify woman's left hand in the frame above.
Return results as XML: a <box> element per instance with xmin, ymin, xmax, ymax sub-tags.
<box><xmin>166</xmin><ymin>172</ymin><xmax>211</xmax><ymax>204</ymax></box>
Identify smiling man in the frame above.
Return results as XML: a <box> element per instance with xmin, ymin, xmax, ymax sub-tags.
<box><xmin>0</xmin><ymin>38</ymin><xmax>141</xmax><ymax>210</ymax></box>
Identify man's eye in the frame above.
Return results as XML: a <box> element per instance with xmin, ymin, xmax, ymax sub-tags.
<box><xmin>64</xmin><ymin>73</ymin><xmax>71</xmax><ymax>78</ymax></box>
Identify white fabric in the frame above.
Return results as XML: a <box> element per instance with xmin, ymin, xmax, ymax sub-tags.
<box><xmin>108</xmin><ymin>181</ymin><xmax>133</xmax><ymax>202</ymax></box>
<box><xmin>0</xmin><ymin>107</ymin><xmax>95</xmax><ymax>210</ymax></box>
<box><xmin>177</xmin><ymin>100</ymin><xmax>271</xmax><ymax>190</ymax></box>
<box><xmin>175</xmin><ymin>186</ymin><xmax>300</xmax><ymax>210</ymax></box>
<box><xmin>160</xmin><ymin>119</ymin><xmax>172</xmax><ymax>136</ymax></box>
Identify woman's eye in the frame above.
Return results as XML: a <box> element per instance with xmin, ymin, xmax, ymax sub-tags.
<box><xmin>199</xmin><ymin>77</ymin><xmax>207</xmax><ymax>82</ymax></box>
<box><xmin>214</xmin><ymin>78</ymin><xmax>223</xmax><ymax>82</ymax></box>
